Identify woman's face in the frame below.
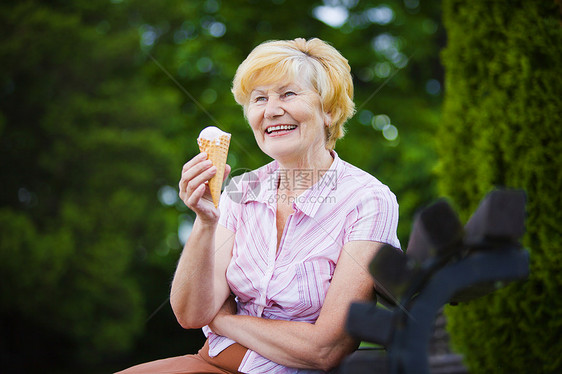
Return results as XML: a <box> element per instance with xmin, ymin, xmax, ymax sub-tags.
<box><xmin>246</xmin><ymin>80</ymin><xmax>329</xmax><ymax>164</ymax></box>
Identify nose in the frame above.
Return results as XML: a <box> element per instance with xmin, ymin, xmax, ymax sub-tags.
<box><xmin>264</xmin><ymin>95</ymin><xmax>284</xmax><ymax>119</ymax></box>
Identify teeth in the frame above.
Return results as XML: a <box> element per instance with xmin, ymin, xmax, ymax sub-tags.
<box><xmin>267</xmin><ymin>125</ymin><xmax>296</xmax><ymax>133</ymax></box>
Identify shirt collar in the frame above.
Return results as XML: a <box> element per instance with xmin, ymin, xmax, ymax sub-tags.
<box><xmin>239</xmin><ymin>150</ymin><xmax>343</xmax><ymax>217</ymax></box>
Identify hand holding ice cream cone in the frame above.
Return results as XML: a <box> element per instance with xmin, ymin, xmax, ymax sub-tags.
<box><xmin>178</xmin><ymin>126</ymin><xmax>231</xmax><ymax>222</ymax></box>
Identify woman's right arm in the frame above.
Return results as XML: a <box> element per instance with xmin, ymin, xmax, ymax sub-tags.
<box><xmin>170</xmin><ymin>152</ymin><xmax>234</xmax><ymax>329</ymax></box>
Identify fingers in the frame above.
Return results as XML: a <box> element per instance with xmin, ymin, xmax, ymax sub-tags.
<box><xmin>182</xmin><ymin>161</ymin><xmax>215</xmax><ymax>196</ymax></box>
<box><xmin>181</xmin><ymin>152</ymin><xmax>208</xmax><ymax>175</ymax></box>
<box><xmin>178</xmin><ymin>153</ymin><xmax>233</xmax><ymax>222</ymax></box>
<box><xmin>186</xmin><ymin>183</ymin><xmax>206</xmax><ymax>208</ymax></box>
<box><xmin>179</xmin><ymin>153</ymin><xmax>217</xmax><ymax>208</ymax></box>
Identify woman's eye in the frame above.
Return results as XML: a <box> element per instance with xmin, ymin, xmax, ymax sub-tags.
<box><xmin>282</xmin><ymin>91</ymin><xmax>296</xmax><ymax>98</ymax></box>
<box><xmin>254</xmin><ymin>96</ymin><xmax>267</xmax><ymax>103</ymax></box>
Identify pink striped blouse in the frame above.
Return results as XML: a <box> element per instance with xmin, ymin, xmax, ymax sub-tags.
<box><xmin>202</xmin><ymin>151</ymin><xmax>400</xmax><ymax>373</ymax></box>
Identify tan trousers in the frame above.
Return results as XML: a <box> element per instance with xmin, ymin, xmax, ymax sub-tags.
<box><xmin>114</xmin><ymin>339</ymin><xmax>247</xmax><ymax>374</ymax></box>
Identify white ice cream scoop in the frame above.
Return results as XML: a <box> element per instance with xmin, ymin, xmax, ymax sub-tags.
<box><xmin>198</xmin><ymin>126</ymin><xmax>231</xmax><ymax>144</ymax></box>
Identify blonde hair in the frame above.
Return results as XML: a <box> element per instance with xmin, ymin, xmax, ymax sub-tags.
<box><xmin>231</xmin><ymin>38</ymin><xmax>355</xmax><ymax>150</ymax></box>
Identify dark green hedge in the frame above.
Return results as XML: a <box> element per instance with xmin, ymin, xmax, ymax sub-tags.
<box><xmin>437</xmin><ymin>1</ymin><xmax>562</xmax><ymax>373</ymax></box>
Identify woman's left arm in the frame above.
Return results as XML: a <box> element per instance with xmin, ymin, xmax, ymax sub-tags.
<box><xmin>209</xmin><ymin>240</ymin><xmax>383</xmax><ymax>372</ymax></box>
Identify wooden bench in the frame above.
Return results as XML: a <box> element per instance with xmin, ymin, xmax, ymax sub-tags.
<box><xmin>338</xmin><ymin>189</ymin><xmax>530</xmax><ymax>374</ymax></box>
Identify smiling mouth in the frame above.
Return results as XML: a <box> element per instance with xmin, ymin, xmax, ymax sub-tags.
<box><xmin>265</xmin><ymin>125</ymin><xmax>297</xmax><ymax>134</ymax></box>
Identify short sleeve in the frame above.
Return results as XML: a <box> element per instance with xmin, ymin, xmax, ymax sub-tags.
<box><xmin>344</xmin><ymin>186</ymin><xmax>401</xmax><ymax>249</ymax></box>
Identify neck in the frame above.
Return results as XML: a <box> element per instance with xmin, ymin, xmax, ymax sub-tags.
<box><xmin>277</xmin><ymin>148</ymin><xmax>334</xmax><ymax>193</ymax></box>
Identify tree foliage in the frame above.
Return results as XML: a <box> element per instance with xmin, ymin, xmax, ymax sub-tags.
<box><xmin>438</xmin><ymin>1</ymin><xmax>562</xmax><ymax>372</ymax></box>
<box><xmin>1</xmin><ymin>0</ymin><xmax>443</xmax><ymax>372</ymax></box>
<box><xmin>0</xmin><ymin>1</ymin><xmax>185</xmax><ymax>370</ymax></box>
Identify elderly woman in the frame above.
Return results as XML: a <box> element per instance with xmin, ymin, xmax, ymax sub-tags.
<box><xmin>117</xmin><ymin>38</ymin><xmax>399</xmax><ymax>374</ymax></box>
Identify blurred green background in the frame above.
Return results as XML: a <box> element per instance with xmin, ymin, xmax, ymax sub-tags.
<box><xmin>0</xmin><ymin>1</ymin><xmax>442</xmax><ymax>371</ymax></box>
<box><xmin>5</xmin><ymin>0</ymin><xmax>556</xmax><ymax>373</ymax></box>
<box><xmin>437</xmin><ymin>1</ymin><xmax>561</xmax><ymax>373</ymax></box>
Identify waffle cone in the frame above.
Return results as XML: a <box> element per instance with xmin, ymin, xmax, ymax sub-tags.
<box><xmin>197</xmin><ymin>134</ymin><xmax>230</xmax><ymax>207</ymax></box>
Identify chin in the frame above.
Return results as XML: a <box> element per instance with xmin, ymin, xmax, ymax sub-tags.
<box><xmin>265</xmin><ymin>145</ymin><xmax>300</xmax><ymax>162</ymax></box>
